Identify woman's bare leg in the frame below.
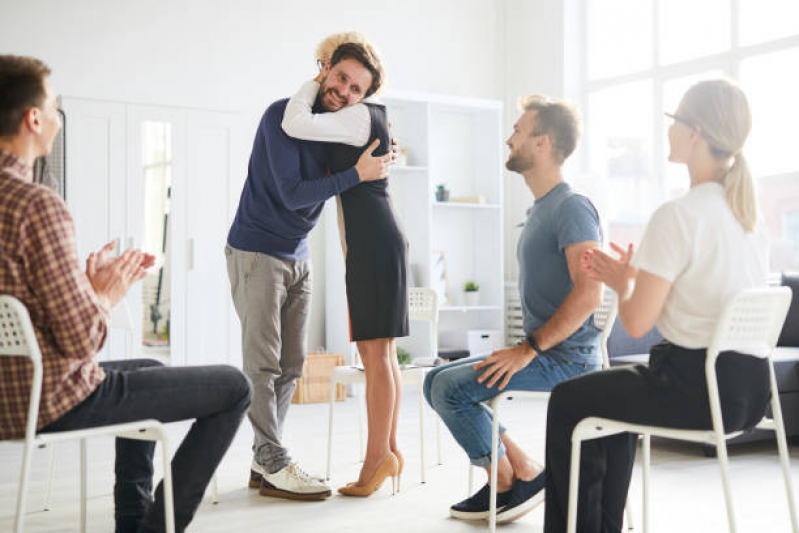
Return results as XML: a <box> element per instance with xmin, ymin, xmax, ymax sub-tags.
<box><xmin>388</xmin><ymin>339</ymin><xmax>402</xmax><ymax>453</ymax></box>
<box><xmin>355</xmin><ymin>338</ymin><xmax>395</xmax><ymax>485</ymax></box>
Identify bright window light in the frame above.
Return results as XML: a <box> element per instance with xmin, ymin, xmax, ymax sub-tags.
<box><xmin>587</xmin><ymin>0</ymin><xmax>652</xmax><ymax>80</ymax></box>
<box><xmin>658</xmin><ymin>0</ymin><xmax>730</xmax><ymax>65</ymax></box>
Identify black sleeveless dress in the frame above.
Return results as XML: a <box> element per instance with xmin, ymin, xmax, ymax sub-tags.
<box><xmin>326</xmin><ymin>103</ymin><xmax>410</xmax><ymax>341</ymax></box>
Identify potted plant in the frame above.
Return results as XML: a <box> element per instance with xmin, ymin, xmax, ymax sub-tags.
<box><xmin>464</xmin><ymin>280</ymin><xmax>480</xmax><ymax>306</ymax></box>
<box><xmin>396</xmin><ymin>346</ymin><xmax>412</xmax><ymax>367</ymax></box>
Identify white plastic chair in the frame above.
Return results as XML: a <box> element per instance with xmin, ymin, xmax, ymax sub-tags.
<box><xmin>0</xmin><ymin>295</ymin><xmax>176</xmax><ymax>533</ymax></box>
<box><xmin>326</xmin><ymin>287</ymin><xmax>442</xmax><ymax>485</ymax></box>
<box><xmin>566</xmin><ymin>287</ymin><xmax>798</xmax><ymax>533</ymax></box>
<box><xmin>42</xmin><ymin>297</ymin><xmax>137</xmax><ymax>511</ymax></box>
<box><xmin>470</xmin><ymin>290</ymin><xmax>628</xmax><ymax>533</ymax></box>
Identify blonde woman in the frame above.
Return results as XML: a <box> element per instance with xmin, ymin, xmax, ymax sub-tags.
<box><xmin>282</xmin><ymin>33</ymin><xmax>407</xmax><ymax>497</ymax></box>
<box><xmin>534</xmin><ymin>79</ymin><xmax>769</xmax><ymax>531</ymax></box>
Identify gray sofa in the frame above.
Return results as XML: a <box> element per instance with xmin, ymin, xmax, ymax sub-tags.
<box><xmin>608</xmin><ymin>273</ymin><xmax>799</xmax><ymax>453</ymax></box>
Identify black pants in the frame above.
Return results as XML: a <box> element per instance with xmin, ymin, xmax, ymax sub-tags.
<box><xmin>41</xmin><ymin>359</ymin><xmax>252</xmax><ymax>533</ymax></box>
<box><xmin>544</xmin><ymin>341</ymin><xmax>770</xmax><ymax>533</ymax></box>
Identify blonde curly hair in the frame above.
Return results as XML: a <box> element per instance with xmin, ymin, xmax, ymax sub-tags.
<box><xmin>315</xmin><ymin>31</ymin><xmax>386</xmax><ymax>96</ymax></box>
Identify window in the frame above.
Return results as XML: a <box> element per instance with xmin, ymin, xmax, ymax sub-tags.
<box><xmin>580</xmin><ymin>0</ymin><xmax>799</xmax><ymax>272</ymax></box>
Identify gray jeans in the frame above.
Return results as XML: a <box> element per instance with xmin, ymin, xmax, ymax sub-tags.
<box><xmin>225</xmin><ymin>244</ymin><xmax>312</xmax><ymax>473</ymax></box>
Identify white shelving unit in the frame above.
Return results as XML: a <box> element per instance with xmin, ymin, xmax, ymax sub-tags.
<box><xmin>325</xmin><ymin>92</ymin><xmax>505</xmax><ymax>361</ymax></box>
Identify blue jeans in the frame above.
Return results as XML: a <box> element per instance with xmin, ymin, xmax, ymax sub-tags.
<box><xmin>41</xmin><ymin>359</ymin><xmax>251</xmax><ymax>533</ymax></box>
<box><xmin>424</xmin><ymin>353</ymin><xmax>598</xmax><ymax>467</ymax></box>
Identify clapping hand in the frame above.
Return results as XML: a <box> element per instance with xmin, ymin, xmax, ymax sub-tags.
<box><xmin>582</xmin><ymin>242</ymin><xmax>637</xmax><ymax>295</ymax></box>
<box><xmin>86</xmin><ymin>244</ymin><xmax>155</xmax><ymax>310</ymax></box>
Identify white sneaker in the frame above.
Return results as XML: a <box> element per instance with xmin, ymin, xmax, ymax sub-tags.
<box><xmin>259</xmin><ymin>461</ymin><xmax>332</xmax><ymax>501</ymax></box>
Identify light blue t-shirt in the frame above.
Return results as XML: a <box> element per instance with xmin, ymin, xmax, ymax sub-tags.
<box><xmin>517</xmin><ymin>182</ymin><xmax>603</xmax><ymax>365</ymax></box>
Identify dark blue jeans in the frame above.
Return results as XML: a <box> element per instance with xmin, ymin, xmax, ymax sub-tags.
<box><xmin>41</xmin><ymin>359</ymin><xmax>251</xmax><ymax>533</ymax></box>
<box><xmin>424</xmin><ymin>353</ymin><xmax>600</xmax><ymax>466</ymax></box>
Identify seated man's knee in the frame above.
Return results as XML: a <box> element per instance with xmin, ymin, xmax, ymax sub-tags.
<box><xmin>428</xmin><ymin>368</ymin><xmax>467</xmax><ymax>411</ymax></box>
<box><xmin>423</xmin><ymin>371</ymin><xmax>436</xmax><ymax>407</ymax></box>
<box><xmin>216</xmin><ymin>365</ymin><xmax>253</xmax><ymax>409</ymax></box>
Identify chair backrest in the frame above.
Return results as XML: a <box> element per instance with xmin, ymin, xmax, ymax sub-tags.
<box><xmin>594</xmin><ymin>290</ymin><xmax>619</xmax><ymax>369</ymax></box>
<box><xmin>408</xmin><ymin>287</ymin><xmax>439</xmax><ymax>360</ymax></box>
<box><xmin>409</xmin><ymin>287</ymin><xmax>438</xmax><ymax>324</ymax></box>
<box><xmin>0</xmin><ymin>295</ymin><xmax>44</xmax><ymax>442</ymax></box>
<box><xmin>708</xmin><ymin>287</ymin><xmax>793</xmax><ymax>361</ymax></box>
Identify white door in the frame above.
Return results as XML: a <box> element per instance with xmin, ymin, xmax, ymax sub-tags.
<box><xmin>61</xmin><ymin>98</ymin><xmax>128</xmax><ymax>361</ymax></box>
<box><xmin>183</xmin><ymin>110</ymin><xmax>245</xmax><ymax>367</ymax></box>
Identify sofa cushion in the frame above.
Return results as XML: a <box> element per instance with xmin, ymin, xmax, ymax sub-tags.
<box><xmin>778</xmin><ymin>272</ymin><xmax>799</xmax><ymax>347</ymax></box>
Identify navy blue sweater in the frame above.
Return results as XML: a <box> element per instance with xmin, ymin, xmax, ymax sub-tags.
<box><xmin>227</xmin><ymin>99</ymin><xmax>360</xmax><ymax>260</ymax></box>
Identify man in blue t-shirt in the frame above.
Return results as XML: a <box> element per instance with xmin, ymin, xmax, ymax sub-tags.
<box><xmin>424</xmin><ymin>95</ymin><xmax>604</xmax><ymax>523</ymax></box>
<box><xmin>226</xmin><ymin>43</ymin><xmax>390</xmax><ymax>501</ymax></box>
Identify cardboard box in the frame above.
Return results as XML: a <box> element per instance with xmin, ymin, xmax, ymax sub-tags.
<box><xmin>291</xmin><ymin>351</ymin><xmax>346</xmax><ymax>404</ymax></box>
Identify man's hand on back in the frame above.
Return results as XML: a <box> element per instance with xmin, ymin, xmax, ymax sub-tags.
<box><xmin>355</xmin><ymin>138</ymin><xmax>392</xmax><ymax>182</ymax></box>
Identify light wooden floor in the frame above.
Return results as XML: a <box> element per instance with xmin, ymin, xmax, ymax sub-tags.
<box><xmin>1</xmin><ymin>391</ymin><xmax>797</xmax><ymax>532</ymax></box>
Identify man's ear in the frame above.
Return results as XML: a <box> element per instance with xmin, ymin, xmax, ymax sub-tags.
<box><xmin>537</xmin><ymin>132</ymin><xmax>552</xmax><ymax>152</ymax></box>
<box><xmin>22</xmin><ymin>107</ymin><xmax>42</xmax><ymax>134</ymax></box>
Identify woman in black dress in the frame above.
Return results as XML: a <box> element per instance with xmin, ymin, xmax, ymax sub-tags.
<box><xmin>282</xmin><ymin>36</ymin><xmax>409</xmax><ymax>496</ymax></box>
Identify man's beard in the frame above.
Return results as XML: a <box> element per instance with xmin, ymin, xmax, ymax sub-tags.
<box><xmin>505</xmin><ymin>153</ymin><xmax>534</xmax><ymax>173</ymax></box>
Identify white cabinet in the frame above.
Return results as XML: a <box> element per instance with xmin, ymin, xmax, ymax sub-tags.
<box><xmin>325</xmin><ymin>92</ymin><xmax>505</xmax><ymax>361</ymax></box>
<box><xmin>62</xmin><ymin>98</ymin><xmax>244</xmax><ymax>367</ymax></box>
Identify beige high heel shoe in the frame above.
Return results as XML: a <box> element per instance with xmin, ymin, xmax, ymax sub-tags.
<box><xmin>338</xmin><ymin>453</ymin><xmax>399</xmax><ymax>497</ymax></box>
<box><xmin>392</xmin><ymin>449</ymin><xmax>404</xmax><ymax>493</ymax></box>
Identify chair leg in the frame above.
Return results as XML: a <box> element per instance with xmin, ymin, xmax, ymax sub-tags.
<box><xmin>436</xmin><ymin>414</ymin><xmax>443</xmax><ymax>465</ymax></box>
<box><xmin>489</xmin><ymin>397</ymin><xmax>501</xmax><ymax>533</ymax></box>
<box><xmin>625</xmin><ymin>501</ymin><xmax>635</xmax><ymax>531</ymax></box>
<box><xmin>44</xmin><ymin>443</ymin><xmax>55</xmax><ymax>511</ymax></box>
<box><xmin>566</xmin><ymin>436</ymin><xmax>583</xmax><ymax>533</ymax></box>
<box><xmin>326</xmin><ymin>380</ymin><xmax>336</xmax><ymax>480</ymax></box>
<box><xmin>467</xmin><ymin>464</ymin><xmax>474</xmax><ymax>497</ymax></box>
<box><xmin>80</xmin><ymin>439</ymin><xmax>87</xmax><ymax>533</ymax></box>
<box><xmin>643</xmin><ymin>434</ymin><xmax>650</xmax><ymax>533</ymax></box>
<box><xmin>714</xmin><ymin>436</ymin><xmax>737</xmax><ymax>533</ymax></box>
<box><xmin>14</xmin><ymin>441</ymin><xmax>35</xmax><ymax>533</ymax></box>
<box><xmin>418</xmin><ymin>384</ymin><xmax>426</xmax><ymax>484</ymax></box>
<box><xmin>210</xmin><ymin>472</ymin><xmax>219</xmax><ymax>504</ymax></box>
<box><xmin>768</xmin><ymin>362</ymin><xmax>799</xmax><ymax>532</ymax></box>
<box><xmin>159</xmin><ymin>434</ymin><xmax>175</xmax><ymax>533</ymax></box>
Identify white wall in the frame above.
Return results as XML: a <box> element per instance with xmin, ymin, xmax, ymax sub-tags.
<box><xmin>501</xmin><ymin>0</ymin><xmax>572</xmax><ymax>281</ymax></box>
<box><xmin>0</xmin><ymin>0</ymin><xmax>509</xmax><ymax>350</ymax></box>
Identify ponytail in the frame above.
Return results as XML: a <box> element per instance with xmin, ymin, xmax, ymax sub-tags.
<box><xmin>724</xmin><ymin>152</ymin><xmax>757</xmax><ymax>232</ymax></box>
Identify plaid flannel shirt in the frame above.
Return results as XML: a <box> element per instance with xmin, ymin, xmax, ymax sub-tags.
<box><xmin>0</xmin><ymin>149</ymin><xmax>107</xmax><ymax>440</ymax></box>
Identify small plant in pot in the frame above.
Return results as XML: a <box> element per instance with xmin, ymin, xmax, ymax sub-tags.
<box><xmin>464</xmin><ymin>280</ymin><xmax>480</xmax><ymax>306</ymax></box>
<box><xmin>396</xmin><ymin>346</ymin><xmax>412</xmax><ymax>367</ymax></box>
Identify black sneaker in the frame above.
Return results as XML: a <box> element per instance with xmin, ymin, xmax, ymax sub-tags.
<box><xmin>450</xmin><ymin>483</ymin><xmax>514</xmax><ymax>520</ymax></box>
<box><xmin>496</xmin><ymin>472</ymin><xmax>546</xmax><ymax>524</ymax></box>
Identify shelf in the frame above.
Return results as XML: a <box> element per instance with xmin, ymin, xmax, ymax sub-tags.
<box><xmin>433</xmin><ymin>202</ymin><xmax>500</xmax><ymax>210</ymax></box>
<box><xmin>439</xmin><ymin>305</ymin><xmax>502</xmax><ymax>312</ymax></box>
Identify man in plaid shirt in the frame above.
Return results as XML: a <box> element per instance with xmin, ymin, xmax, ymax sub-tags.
<box><xmin>0</xmin><ymin>55</ymin><xmax>252</xmax><ymax>533</ymax></box>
